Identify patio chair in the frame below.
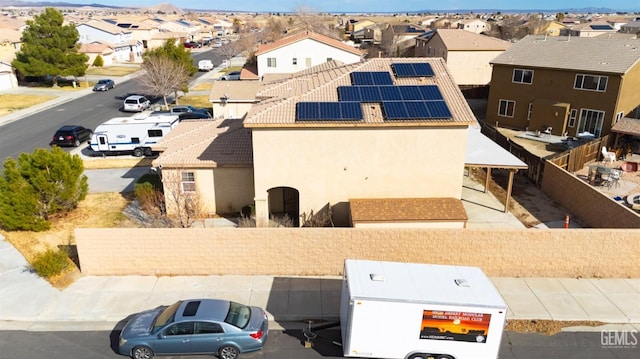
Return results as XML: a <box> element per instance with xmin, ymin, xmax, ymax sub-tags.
<box><xmin>605</xmin><ymin>169</ymin><xmax>621</xmax><ymax>189</ymax></box>
<box><xmin>601</xmin><ymin>146</ymin><xmax>616</xmax><ymax>165</ymax></box>
<box><xmin>543</xmin><ymin>127</ymin><xmax>552</xmax><ymax>138</ymax></box>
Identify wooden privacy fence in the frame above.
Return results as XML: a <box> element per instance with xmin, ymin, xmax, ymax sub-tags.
<box><xmin>480</xmin><ymin>123</ymin><xmax>611</xmax><ymax>185</ymax></box>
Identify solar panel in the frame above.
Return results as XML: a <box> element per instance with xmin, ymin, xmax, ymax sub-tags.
<box><xmin>360</xmin><ymin>86</ymin><xmax>382</xmax><ymax>102</ymax></box>
<box><xmin>392</xmin><ymin>63</ymin><xmax>435</xmax><ymax>77</ymax></box>
<box><xmin>371</xmin><ymin>72</ymin><xmax>394</xmax><ymax>85</ymax></box>
<box><xmin>399</xmin><ymin>86</ymin><xmax>423</xmax><ymax>101</ymax></box>
<box><xmin>319</xmin><ymin>102</ymin><xmax>342</xmax><ymax>119</ymax></box>
<box><xmin>340</xmin><ymin>102</ymin><xmax>363</xmax><ymax>120</ymax></box>
<box><xmin>297</xmin><ymin>102</ymin><xmax>362</xmax><ymax>121</ymax></box>
<box><xmin>590</xmin><ymin>25</ymin><xmax>612</xmax><ymax>30</ymax></box>
<box><xmin>382</xmin><ymin>102</ymin><xmax>409</xmax><ymax>120</ymax></box>
<box><xmin>351</xmin><ymin>72</ymin><xmax>373</xmax><ymax>85</ymax></box>
<box><xmin>351</xmin><ymin>72</ymin><xmax>394</xmax><ymax>85</ymax></box>
<box><xmin>419</xmin><ymin>85</ymin><xmax>444</xmax><ymax>100</ymax></box>
<box><xmin>297</xmin><ymin>102</ymin><xmax>319</xmax><ymax>120</ymax></box>
<box><xmin>379</xmin><ymin>86</ymin><xmax>402</xmax><ymax>101</ymax></box>
<box><xmin>338</xmin><ymin>86</ymin><xmax>361</xmax><ymax>102</ymax></box>
<box><xmin>405</xmin><ymin>101</ymin><xmax>429</xmax><ymax>119</ymax></box>
<box><xmin>425</xmin><ymin>101</ymin><xmax>452</xmax><ymax>118</ymax></box>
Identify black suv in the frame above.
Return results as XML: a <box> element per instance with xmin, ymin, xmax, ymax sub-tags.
<box><xmin>51</xmin><ymin>125</ymin><xmax>93</xmax><ymax>147</ymax></box>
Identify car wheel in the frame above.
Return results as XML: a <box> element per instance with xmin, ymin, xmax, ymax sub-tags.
<box><xmin>131</xmin><ymin>345</ymin><xmax>153</xmax><ymax>359</ymax></box>
<box><xmin>73</xmin><ymin>139</ymin><xmax>80</xmax><ymax>147</ymax></box>
<box><xmin>218</xmin><ymin>345</ymin><xmax>239</xmax><ymax>359</ymax></box>
<box><xmin>133</xmin><ymin>148</ymin><xmax>144</xmax><ymax>157</ymax></box>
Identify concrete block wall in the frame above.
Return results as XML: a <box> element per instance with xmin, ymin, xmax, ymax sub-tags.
<box><xmin>76</xmin><ymin>227</ymin><xmax>640</xmax><ymax>277</ymax></box>
<box><xmin>542</xmin><ymin>161</ymin><xmax>640</xmax><ymax>228</ymax></box>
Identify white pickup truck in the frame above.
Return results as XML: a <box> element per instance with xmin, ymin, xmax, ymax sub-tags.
<box><xmin>198</xmin><ymin>59</ymin><xmax>214</xmax><ymax>71</ymax></box>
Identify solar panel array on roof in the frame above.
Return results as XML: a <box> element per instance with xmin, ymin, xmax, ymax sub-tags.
<box><xmin>392</xmin><ymin>63</ymin><xmax>435</xmax><ymax>77</ymax></box>
<box><xmin>177</xmin><ymin>20</ymin><xmax>191</xmax><ymax>26</ymax></box>
<box><xmin>103</xmin><ymin>19</ymin><xmax>117</xmax><ymax>24</ymax></box>
<box><xmin>117</xmin><ymin>23</ymin><xmax>132</xmax><ymax>28</ymax></box>
<box><xmin>351</xmin><ymin>71</ymin><xmax>394</xmax><ymax>85</ymax></box>
<box><xmin>590</xmin><ymin>24</ymin><xmax>613</xmax><ymax>30</ymax></box>
<box><xmin>297</xmin><ymin>102</ymin><xmax>363</xmax><ymax>121</ymax></box>
<box><xmin>338</xmin><ymin>85</ymin><xmax>444</xmax><ymax>102</ymax></box>
<box><xmin>382</xmin><ymin>101</ymin><xmax>452</xmax><ymax>120</ymax></box>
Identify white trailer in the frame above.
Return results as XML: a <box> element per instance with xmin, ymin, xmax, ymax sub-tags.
<box><xmin>90</xmin><ymin>112</ymin><xmax>179</xmax><ymax>157</ymax></box>
<box><xmin>340</xmin><ymin>259</ymin><xmax>507</xmax><ymax>359</ymax></box>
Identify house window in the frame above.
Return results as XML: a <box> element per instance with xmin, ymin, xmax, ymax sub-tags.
<box><xmin>577</xmin><ymin>109</ymin><xmax>605</xmax><ymax>137</ymax></box>
<box><xmin>527</xmin><ymin>103</ymin><xmax>533</xmax><ymax>121</ymax></box>
<box><xmin>513</xmin><ymin>69</ymin><xmax>533</xmax><ymax>84</ymax></box>
<box><xmin>568</xmin><ymin>109</ymin><xmax>577</xmax><ymax>127</ymax></box>
<box><xmin>498</xmin><ymin>100</ymin><xmax>515</xmax><ymax>118</ymax></box>
<box><xmin>574</xmin><ymin>74</ymin><xmax>607</xmax><ymax>92</ymax></box>
<box><xmin>267</xmin><ymin>58</ymin><xmax>276</xmax><ymax>67</ymax></box>
<box><xmin>292</xmin><ymin>57</ymin><xmax>297</xmax><ymax>65</ymax></box>
<box><xmin>326</xmin><ymin>57</ymin><xmax>332</xmax><ymax>62</ymax></box>
<box><xmin>615</xmin><ymin>111</ymin><xmax>624</xmax><ymax>123</ymax></box>
<box><xmin>306</xmin><ymin>58</ymin><xmax>312</xmax><ymax>67</ymax></box>
<box><xmin>181</xmin><ymin>172</ymin><xmax>196</xmax><ymax>193</ymax></box>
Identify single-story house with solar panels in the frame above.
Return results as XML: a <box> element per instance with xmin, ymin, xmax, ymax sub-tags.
<box><xmin>154</xmin><ymin>57</ymin><xmax>527</xmax><ymax>227</ymax></box>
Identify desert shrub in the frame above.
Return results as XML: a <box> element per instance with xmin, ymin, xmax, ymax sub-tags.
<box><xmin>134</xmin><ymin>173</ymin><xmax>164</xmax><ymax>213</ymax></box>
<box><xmin>30</xmin><ymin>247</ymin><xmax>69</xmax><ymax>277</ymax></box>
<box><xmin>92</xmin><ymin>55</ymin><xmax>104</xmax><ymax>67</ymax></box>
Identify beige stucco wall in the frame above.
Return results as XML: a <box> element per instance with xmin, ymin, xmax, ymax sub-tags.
<box><xmin>75</xmin><ymin>227</ymin><xmax>640</xmax><ymax>277</ymax></box>
<box><xmin>211</xmin><ymin>102</ymin><xmax>254</xmax><ymax>119</ymax></box>
<box><xmin>251</xmin><ymin>126</ymin><xmax>468</xmax><ymax>226</ymax></box>
<box><xmin>162</xmin><ymin>167</ymin><xmax>254</xmax><ymax>216</ymax></box>
<box><xmin>447</xmin><ymin>51</ymin><xmax>503</xmax><ymax>86</ymax></box>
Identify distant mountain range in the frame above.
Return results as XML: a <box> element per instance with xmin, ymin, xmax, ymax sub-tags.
<box><xmin>0</xmin><ymin>0</ymin><xmax>631</xmax><ymax>14</ymax></box>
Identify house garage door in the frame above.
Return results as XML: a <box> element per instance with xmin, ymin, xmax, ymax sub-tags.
<box><xmin>0</xmin><ymin>73</ymin><xmax>12</xmax><ymax>90</ymax></box>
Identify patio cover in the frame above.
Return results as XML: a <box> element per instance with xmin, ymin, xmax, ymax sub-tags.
<box><xmin>465</xmin><ymin>128</ymin><xmax>528</xmax><ymax>213</ymax></box>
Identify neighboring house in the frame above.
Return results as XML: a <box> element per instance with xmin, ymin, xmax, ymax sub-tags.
<box><xmin>113</xmin><ymin>20</ymin><xmax>159</xmax><ymax>50</ymax></box>
<box><xmin>388</xmin><ymin>24</ymin><xmax>428</xmax><ymax>55</ymax></box>
<box><xmin>148</xmin><ymin>31</ymin><xmax>188</xmax><ymax>50</ymax></box>
<box><xmin>158</xmin><ymin>19</ymin><xmax>200</xmax><ymax>41</ymax></box>
<box><xmin>486</xmin><ymin>35</ymin><xmax>640</xmax><ymax>138</ymax></box>
<box><xmin>560</xmin><ymin>20</ymin><xmax>617</xmax><ymax>37</ymax></box>
<box><xmin>155</xmin><ymin>57</ymin><xmax>526</xmax><ymax>228</ymax></box>
<box><xmin>620</xmin><ymin>20</ymin><xmax>640</xmax><ymax>34</ymax></box>
<box><xmin>78</xmin><ymin>42</ymin><xmax>115</xmax><ymax>66</ymax></box>
<box><xmin>254</xmin><ymin>31</ymin><xmax>363</xmax><ymax>77</ymax></box>
<box><xmin>456</xmin><ymin>19</ymin><xmax>489</xmax><ymax>34</ymax></box>
<box><xmin>345</xmin><ymin>19</ymin><xmax>375</xmax><ymax>34</ymax></box>
<box><xmin>0</xmin><ymin>61</ymin><xmax>18</xmax><ymax>90</ymax></box>
<box><xmin>209</xmin><ymin>79</ymin><xmax>263</xmax><ymax>119</ymax></box>
<box><xmin>351</xmin><ymin>22</ymin><xmax>385</xmax><ymax>44</ymax></box>
<box><xmin>76</xmin><ymin>19</ymin><xmax>143</xmax><ymax>63</ymax></box>
<box><xmin>0</xmin><ymin>28</ymin><xmax>21</xmax><ymax>63</ymax></box>
<box><xmin>540</xmin><ymin>21</ymin><xmax>566</xmax><ymax>36</ymax></box>
<box><xmin>415</xmin><ymin>29</ymin><xmax>511</xmax><ymax>87</ymax></box>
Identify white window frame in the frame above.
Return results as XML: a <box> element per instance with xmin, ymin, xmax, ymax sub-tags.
<box><xmin>577</xmin><ymin>108</ymin><xmax>605</xmax><ymax>137</ymax></box>
<box><xmin>181</xmin><ymin>171</ymin><xmax>196</xmax><ymax>193</ymax></box>
<box><xmin>568</xmin><ymin>109</ymin><xmax>577</xmax><ymax>127</ymax></box>
<box><xmin>574</xmin><ymin>74</ymin><xmax>607</xmax><ymax>92</ymax></box>
<box><xmin>292</xmin><ymin>57</ymin><xmax>297</xmax><ymax>65</ymax></box>
<box><xmin>267</xmin><ymin>57</ymin><xmax>276</xmax><ymax>67</ymax></box>
<box><xmin>498</xmin><ymin>99</ymin><xmax>515</xmax><ymax>118</ymax></box>
<box><xmin>513</xmin><ymin>68</ymin><xmax>534</xmax><ymax>84</ymax></box>
<box><xmin>615</xmin><ymin>111</ymin><xmax>624</xmax><ymax>123</ymax></box>
<box><xmin>527</xmin><ymin>103</ymin><xmax>533</xmax><ymax>121</ymax></box>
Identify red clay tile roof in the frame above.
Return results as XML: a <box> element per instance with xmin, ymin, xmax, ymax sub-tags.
<box><xmin>350</xmin><ymin>198</ymin><xmax>468</xmax><ymax>223</ymax></box>
<box><xmin>255</xmin><ymin>30</ymin><xmax>363</xmax><ymax>57</ymax></box>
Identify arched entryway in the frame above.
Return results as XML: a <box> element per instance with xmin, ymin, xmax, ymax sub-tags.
<box><xmin>267</xmin><ymin>187</ymin><xmax>300</xmax><ymax>227</ymax></box>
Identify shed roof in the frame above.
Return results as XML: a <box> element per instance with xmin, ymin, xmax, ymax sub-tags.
<box><xmin>349</xmin><ymin>198</ymin><xmax>468</xmax><ymax>223</ymax></box>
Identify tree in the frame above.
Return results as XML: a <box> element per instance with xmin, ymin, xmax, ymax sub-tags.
<box><xmin>92</xmin><ymin>55</ymin><xmax>104</xmax><ymax>67</ymax></box>
<box><xmin>0</xmin><ymin>147</ymin><xmax>88</xmax><ymax>231</ymax></box>
<box><xmin>141</xmin><ymin>38</ymin><xmax>196</xmax><ymax>105</ymax></box>
<box><xmin>137</xmin><ymin>55</ymin><xmax>191</xmax><ymax>109</ymax></box>
<box><xmin>556</xmin><ymin>12</ymin><xmax>565</xmax><ymax>22</ymax></box>
<box><xmin>12</xmin><ymin>7</ymin><xmax>88</xmax><ymax>87</ymax></box>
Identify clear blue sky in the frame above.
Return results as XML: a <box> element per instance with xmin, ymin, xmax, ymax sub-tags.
<box><xmin>17</xmin><ymin>0</ymin><xmax>639</xmax><ymax>12</ymax></box>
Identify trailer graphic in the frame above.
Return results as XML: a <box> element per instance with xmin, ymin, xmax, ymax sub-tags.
<box><xmin>419</xmin><ymin>310</ymin><xmax>491</xmax><ymax>343</ymax></box>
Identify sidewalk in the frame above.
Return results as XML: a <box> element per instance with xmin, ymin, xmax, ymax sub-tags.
<box><xmin>1</xmin><ymin>234</ymin><xmax>639</xmax><ymax>332</ymax></box>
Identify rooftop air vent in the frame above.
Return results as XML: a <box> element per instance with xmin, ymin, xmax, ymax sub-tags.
<box><xmin>454</xmin><ymin>278</ymin><xmax>470</xmax><ymax>287</ymax></box>
<box><xmin>370</xmin><ymin>273</ymin><xmax>385</xmax><ymax>282</ymax></box>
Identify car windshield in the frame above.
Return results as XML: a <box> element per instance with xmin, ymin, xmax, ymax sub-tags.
<box><xmin>152</xmin><ymin>301</ymin><xmax>182</xmax><ymax>332</ymax></box>
<box><xmin>98</xmin><ymin>80</ymin><xmax>109</xmax><ymax>84</ymax></box>
<box><xmin>224</xmin><ymin>301</ymin><xmax>251</xmax><ymax>329</ymax></box>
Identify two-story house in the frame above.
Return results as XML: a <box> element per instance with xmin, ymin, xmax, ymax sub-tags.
<box><xmin>415</xmin><ymin>29</ymin><xmax>511</xmax><ymax>87</ymax></box>
<box><xmin>254</xmin><ymin>31</ymin><xmax>363</xmax><ymax>78</ymax></box>
<box><xmin>456</xmin><ymin>19</ymin><xmax>490</xmax><ymax>34</ymax></box>
<box><xmin>486</xmin><ymin>35</ymin><xmax>640</xmax><ymax>138</ymax></box>
<box><xmin>76</xmin><ymin>19</ymin><xmax>143</xmax><ymax>63</ymax></box>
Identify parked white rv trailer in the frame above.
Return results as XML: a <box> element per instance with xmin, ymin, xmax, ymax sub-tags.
<box><xmin>90</xmin><ymin>112</ymin><xmax>179</xmax><ymax>157</ymax></box>
<box><xmin>340</xmin><ymin>260</ymin><xmax>507</xmax><ymax>359</ymax></box>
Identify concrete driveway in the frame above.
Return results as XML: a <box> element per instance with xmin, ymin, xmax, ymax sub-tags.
<box><xmin>84</xmin><ymin>167</ymin><xmax>150</xmax><ymax>193</ymax></box>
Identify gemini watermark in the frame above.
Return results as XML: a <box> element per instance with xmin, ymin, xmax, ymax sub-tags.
<box><xmin>601</xmin><ymin>330</ymin><xmax>638</xmax><ymax>349</ymax></box>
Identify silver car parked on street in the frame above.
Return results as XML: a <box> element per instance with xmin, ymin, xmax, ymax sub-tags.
<box><xmin>119</xmin><ymin>299</ymin><xmax>269</xmax><ymax>359</ymax></box>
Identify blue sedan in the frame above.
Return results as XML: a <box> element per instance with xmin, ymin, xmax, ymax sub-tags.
<box><xmin>119</xmin><ymin>299</ymin><xmax>269</xmax><ymax>359</ymax></box>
